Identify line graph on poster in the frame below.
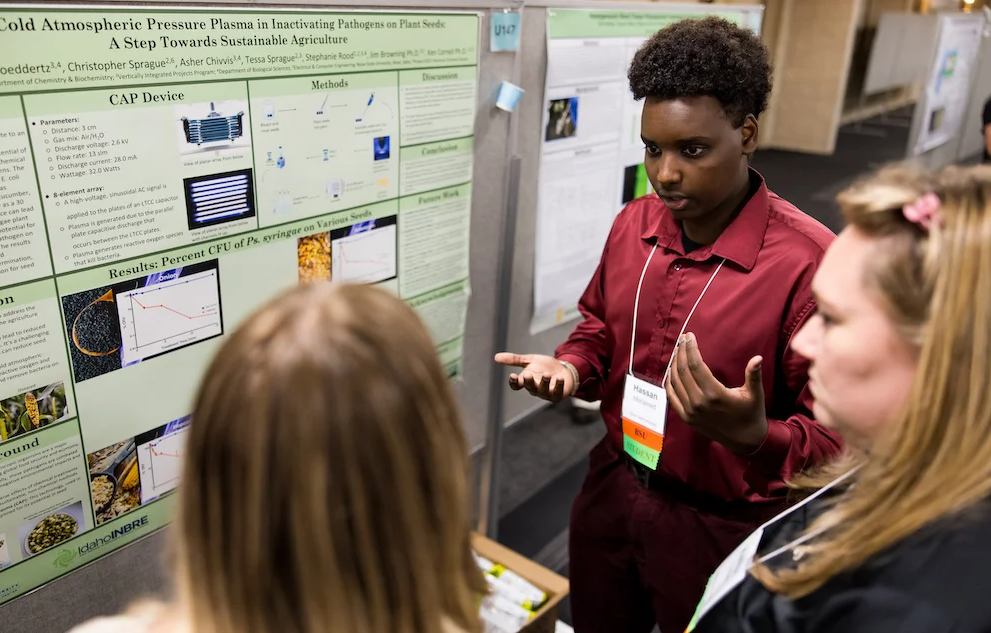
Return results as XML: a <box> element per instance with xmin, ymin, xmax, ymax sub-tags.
<box><xmin>330</xmin><ymin>215</ymin><xmax>397</xmax><ymax>284</ymax></box>
<box><xmin>117</xmin><ymin>263</ymin><xmax>224</xmax><ymax>366</ymax></box>
<box><xmin>136</xmin><ymin>417</ymin><xmax>191</xmax><ymax>503</ymax></box>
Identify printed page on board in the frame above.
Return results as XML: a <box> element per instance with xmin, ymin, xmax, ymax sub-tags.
<box><xmin>0</xmin><ymin>5</ymin><xmax>479</xmax><ymax>605</ymax></box>
<box><xmin>913</xmin><ymin>14</ymin><xmax>984</xmax><ymax>156</ymax></box>
<box><xmin>530</xmin><ymin>7</ymin><xmax>763</xmax><ymax>335</ymax></box>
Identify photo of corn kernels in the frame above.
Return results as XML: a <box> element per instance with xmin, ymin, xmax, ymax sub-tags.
<box><xmin>298</xmin><ymin>232</ymin><xmax>332</xmax><ymax>284</ymax></box>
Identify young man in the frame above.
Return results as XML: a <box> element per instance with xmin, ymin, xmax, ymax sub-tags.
<box><xmin>496</xmin><ymin>17</ymin><xmax>842</xmax><ymax>633</ymax></box>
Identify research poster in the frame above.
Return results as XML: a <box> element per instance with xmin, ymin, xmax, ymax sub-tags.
<box><xmin>531</xmin><ymin>7</ymin><xmax>762</xmax><ymax>334</ymax></box>
<box><xmin>0</xmin><ymin>5</ymin><xmax>478</xmax><ymax>604</ymax></box>
<box><xmin>913</xmin><ymin>14</ymin><xmax>983</xmax><ymax>156</ymax></box>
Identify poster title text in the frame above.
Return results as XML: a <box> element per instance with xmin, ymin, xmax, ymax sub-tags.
<box><xmin>0</xmin><ymin>16</ymin><xmax>448</xmax><ymax>51</ymax></box>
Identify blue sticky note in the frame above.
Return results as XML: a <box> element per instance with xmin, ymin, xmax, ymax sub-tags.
<box><xmin>491</xmin><ymin>12</ymin><xmax>521</xmax><ymax>52</ymax></box>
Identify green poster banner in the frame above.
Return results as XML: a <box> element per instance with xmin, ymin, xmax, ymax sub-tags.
<box><xmin>0</xmin><ymin>278</ymin><xmax>56</xmax><ymax>309</ymax></box>
<box><xmin>0</xmin><ymin>95</ymin><xmax>22</xmax><ymax>119</ymax></box>
<box><xmin>546</xmin><ymin>8</ymin><xmax>758</xmax><ymax>39</ymax></box>
<box><xmin>0</xmin><ymin>8</ymin><xmax>479</xmax><ymax>94</ymax></box>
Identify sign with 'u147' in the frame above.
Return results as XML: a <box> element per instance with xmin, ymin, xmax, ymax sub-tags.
<box><xmin>491</xmin><ymin>11</ymin><xmax>520</xmax><ymax>52</ymax></box>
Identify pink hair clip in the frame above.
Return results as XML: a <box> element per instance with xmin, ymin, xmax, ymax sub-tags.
<box><xmin>902</xmin><ymin>193</ymin><xmax>942</xmax><ymax>231</ymax></box>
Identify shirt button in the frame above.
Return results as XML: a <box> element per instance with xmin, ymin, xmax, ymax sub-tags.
<box><xmin>658</xmin><ymin>318</ymin><xmax>666</xmax><ymax>328</ymax></box>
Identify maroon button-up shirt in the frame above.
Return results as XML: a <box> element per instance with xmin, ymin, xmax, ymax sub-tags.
<box><xmin>557</xmin><ymin>171</ymin><xmax>843</xmax><ymax>504</ymax></box>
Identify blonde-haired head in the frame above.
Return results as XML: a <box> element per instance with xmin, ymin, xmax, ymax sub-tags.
<box><xmin>754</xmin><ymin>163</ymin><xmax>991</xmax><ymax>597</ymax></box>
<box><xmin>175</xmin><ymin>282</ymin><xmax>485</xmax><ymax>633</ymax></box>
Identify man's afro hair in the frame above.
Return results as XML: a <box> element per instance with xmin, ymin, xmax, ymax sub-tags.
<box><xmin>627</xmin><ymin>16</ymin><xmax>772</xmax><ymax>127</ymax></box>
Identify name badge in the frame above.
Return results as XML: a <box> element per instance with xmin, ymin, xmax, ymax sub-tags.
<box><xmin>621</xmin><ymin>375</ymin><xmax>667</xmax><ymax>469</ymax></box>
<box><xmin>685</xmin><ymin>528</ymin><xmax>764</xmax><ymax>632</ymax></box>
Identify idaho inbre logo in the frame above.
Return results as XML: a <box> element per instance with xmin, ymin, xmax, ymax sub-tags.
<box><xmin>53</xmin><ymin>549</ymin><xmax>76</xmax><ymax>569</ymax></box>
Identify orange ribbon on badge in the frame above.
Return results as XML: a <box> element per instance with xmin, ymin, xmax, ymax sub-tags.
<box><xmin>622</xmin><ymin>417</ymin><xmax>664</xmax><ymax>452</ymax></box>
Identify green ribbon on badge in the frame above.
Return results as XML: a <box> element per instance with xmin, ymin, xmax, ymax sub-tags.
<box><xmin>623</xmin><ymin>435</ymin><xmax>659</xmax><ymax>469</ymax></box>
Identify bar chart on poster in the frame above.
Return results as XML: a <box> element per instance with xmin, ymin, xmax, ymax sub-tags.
<box><xmin>0</xmin><ymin>4</ymin><xmax>479</xmax><ymax>605</ymax></box>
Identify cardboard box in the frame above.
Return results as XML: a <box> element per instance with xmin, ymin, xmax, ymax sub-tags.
<box><xmin>472</xmin><ymin>533</ymin><xmax>570</xmax><ymax>633</ymax></box>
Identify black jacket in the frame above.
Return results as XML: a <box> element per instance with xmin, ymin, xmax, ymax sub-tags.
<box><xmin>694</xmin><ymin>492</ymin><xmax>991</xmax><ymax>633</ymax></box>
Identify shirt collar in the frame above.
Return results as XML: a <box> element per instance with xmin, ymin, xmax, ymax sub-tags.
<box><xmin>641</xmin><ymin>168</ymin><xmax>769</xmax><ymax>272</ymax></box>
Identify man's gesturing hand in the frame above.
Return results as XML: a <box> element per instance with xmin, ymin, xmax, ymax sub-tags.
<box><xmin>494</xmin><ymin>353</ymin><xmax>575</xmax><ymax>403</ymax></box>
<box><xmin>665</xmin><ymin>333</ymin><xmax>768</xmax><ymax>453</ymax></box>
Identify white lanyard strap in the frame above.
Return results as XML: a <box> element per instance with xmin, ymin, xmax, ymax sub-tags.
<box><xmin>662</xmin><ymin>259</ymin><xmax>725</xmax><ymax>386</ymax></box>
<box><xmin>755</xmin><ymin>466</ymin><xmax>862</xmax><ymax>564</ymax></box>
<box><xmin>629</xmin><ymin>246</ymin><xmax>726</xmax><ymax>380</ymax></box>
<box><xmin>629</xmin><ymin>244</ymin><xmax>658</xmax><ymax>375</ymax></box>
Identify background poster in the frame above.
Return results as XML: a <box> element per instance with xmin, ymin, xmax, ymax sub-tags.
<box><xmin>914</xmin><ymin>15</ymin><xmax>984</xmax><ymax>156</ymax></box>
<box><xmin>0</xmin><ymin>5</ymin><xmax>478</xmax><ymax>605</ymax></box>
<box><xmin>530</xmin><ymin>7</ymin><xmax>764</xmax><ymax>334</ymax></box>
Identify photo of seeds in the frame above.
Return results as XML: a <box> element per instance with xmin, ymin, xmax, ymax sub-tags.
<box><xmin>87</xmin><ymin>439</ymin><xmax>142</xmax><ymax>525</ymax></box>
<box><xmin>0</xmin><ymin>382</ymin><xmax>70</xmax><ymax>444</ymax></box>
<box><xmin>298</xmin><ymin>231</ymin><xmax>332</xmax><ymax>283</ymax></box>
<box><xmin>17</xmin><ymin>501</ymin><xmax>85</xmax><ymax>558</ymax></box>
<box><xmin>62</xmin><ymin>286</ymin><xmax>124</xmax><ymax>383</ymax></box>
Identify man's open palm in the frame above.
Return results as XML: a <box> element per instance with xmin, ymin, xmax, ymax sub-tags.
<box><xmin>494</xmin><ymin>353</ymin><xmax>575</xmax><ymax>403</ymax></box>
<box><xmin>665</xmin><ymin>333</ymin><xmax>768</xmax><ymax>453</ymax></box>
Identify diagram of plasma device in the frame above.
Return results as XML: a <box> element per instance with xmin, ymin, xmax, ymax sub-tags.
<box><xmin>183</xmin><ymin>169</ymin><xmax>256</xmax><ymax>230</ymax></box>
<box><xmin>181</xmin><ymin>102</ymin><xmax>245</xmax><ymax>146</ymax></box>
<box><xmin>116</xmin><ymin>265</ymin><xmax>224</xmax><ymax>367</ymax></box>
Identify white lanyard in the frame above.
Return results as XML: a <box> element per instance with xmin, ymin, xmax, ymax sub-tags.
<box><xmin>629</xmin><ymin>243</ymin><xmax>726</xmax><ymax>379</ymax></box>
<box><xmin>685</xmin><ymin>467</ymin><xmax>862</xmax><ymax>632</ymax></box>
<box><xmin>754</xmin><ymin>466</ymin><xmax>862</xmax><ymax>564</ymax></box>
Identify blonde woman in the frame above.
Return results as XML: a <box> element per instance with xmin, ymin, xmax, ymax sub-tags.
<box><xmin>689</xmin><ymin>164</ymin><xmax>991</xmax><ymax>633</ymax></box>
<box><xmin>69</xmin><ymin>283</ymin><xmax>486</xmax><ymax>633</ymax></box>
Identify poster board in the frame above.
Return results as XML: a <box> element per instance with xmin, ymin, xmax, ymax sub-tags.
<box><xmin>863</xmin><ymin>13</ymin><xmax>936</xmax><ymax>96</ymax></box>
<box><xmin>913</xmin><ymin>14</ymin><xmax>984</xmax><ymax>156</ymax></box>
<box><xmin>956</xmin><ymin>32</ymin><xmax>991</xmax><ymax>162</ymax></box>
<box><xmin>0</xmin><ymin>1</ymin><xmax>483</xmax><ymax>608</ymax></box>
<box><xmin>529</xmin><ymin>5</ymin><xmax>764</xmax><ymax>335</ymax></box>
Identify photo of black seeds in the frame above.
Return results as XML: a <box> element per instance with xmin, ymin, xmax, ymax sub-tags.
<box><xmin>62</xmin><ymin>286</ymin><xmax>123</xmax><ymax>383</ymax></box>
